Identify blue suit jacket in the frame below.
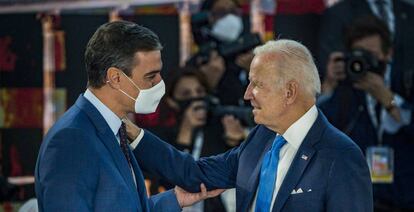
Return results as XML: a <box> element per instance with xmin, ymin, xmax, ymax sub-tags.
<box><xmin>135</xmin><ymin>110</ymin><xmax>373</xmax><ymax>212</ymax></box>
<box><xmin>35</xmin><ymin>95</ymin><xmax>181</xmax><ymax>212</ymax></box>
<box><xmin>319</xmin><ymin>86</ymin><xmax>414</xmax><ymax>208</ymax></box>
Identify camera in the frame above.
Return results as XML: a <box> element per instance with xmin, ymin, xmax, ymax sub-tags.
<box><xmin>187</xmin><ymin>11</ymin><xmax>261</xmax><ymax>66</ymax></box>
<box><xmin>207</xmin><ymin>96</ymin><xmax>255</xmax><ymax>127</ymax></box>
<box><xmin>343</xmin><ymin>48</ymin><xmax>386</xmax><ymax>81</ymax></box>
<box><xmin>175</xmin><ymin>96</ymin><xmax>255</xmax><ymax>127</ymax></box>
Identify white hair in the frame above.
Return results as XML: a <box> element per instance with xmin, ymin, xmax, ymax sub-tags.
<box><xmin>253</xmin><ymin>39</ymin><xmax>321</xmax><ymax>97</ymax></box>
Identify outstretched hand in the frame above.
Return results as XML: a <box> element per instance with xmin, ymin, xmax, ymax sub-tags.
<box><xmin>175</xmin><ymin>183</ymin><xmax>225</xmax><ymax>208</ymax></box>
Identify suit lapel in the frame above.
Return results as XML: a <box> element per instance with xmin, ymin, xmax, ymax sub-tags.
<box><xmin>272</xmin><ymin>147</ymin><xmax>315</xmax><ymax>212</ymax></box>
<box><xmin>128</xmin><ymin>147</ymin><xmax>149</xmax><ymax>212</ymax></box>
<box><xmin>272</xmin><ymin>111</ymin><xmax>328</xmax><ymax>212</ymax></box>
<box><xmin>96</xmin><ymin>131</ymin><xmax>140</xmax><ymax>198</ymax></box>
<box><xmin>75</xmin><ymin>95</ymin><xmax>140</xmax><ymax>209</ymax></box>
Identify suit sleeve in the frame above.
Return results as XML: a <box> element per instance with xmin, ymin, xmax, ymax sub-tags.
<box><xmin>37</xmin><ymin>128</ymin><xmax>99</xmax><ymax>211</ymax></box>
<box><xmin>134</xmin><ymin>126</ymin><xmax>259</xmax><ymax>192</ymax></box>
<box><xmin>149</xmin><ymin>189</ymin><xmax>181</xmax><ymax>212</ymax></box>
<box><xmin>326</xmin><ymin>146</ymin><xmax>373</xmax><ymax>212</ymax></box>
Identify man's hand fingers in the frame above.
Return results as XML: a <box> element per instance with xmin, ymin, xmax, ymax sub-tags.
<box><xmin>200</xmin><ymin>183</ymin><xmax>208</xmax><ymax>199</ymax></box>
<box><xmin>207</xmin><ymin>189</ymin><xmax>226</xmax><ymax>198</ymax></box>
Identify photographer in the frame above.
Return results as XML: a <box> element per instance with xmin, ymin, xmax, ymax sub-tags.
<box><xmin>318</xmin><ymin>15</ymin><xmax>414</xmax><ymax>211</ymax></box>
<box><xmin>190</xmin><ymin>0</ymin><xmax>256</xmax><ymax>106</ymax></box>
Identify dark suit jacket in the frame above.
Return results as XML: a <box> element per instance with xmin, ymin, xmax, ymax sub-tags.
<box><xmin>35</xmin><ymin>95</ymin><xmax>181</xmax><ymax>212</ymax></box>
<box><xmin>319</xmin><ymin>86</ymin><xmax>414</xmax><ymax>208</ymax></box>
<box><xmin>318</xmin><ymin>0</ymin><xmax>414</xmax><ymax>103</ymax></box>
<box><xmin>135</xmin><ymin>110</ymin><xmax>373</xmax><ymax>212</ymax></box>
<box><xmin>146</xmin><ymin>114</ymin><xmax>229</xmax><ymax>212</ymax></box>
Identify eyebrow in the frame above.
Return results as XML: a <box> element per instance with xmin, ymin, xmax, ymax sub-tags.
<box><xmin>144</xmin><ymin>70</ymin><xmax>161</xmax><ymax>77</ymax></box>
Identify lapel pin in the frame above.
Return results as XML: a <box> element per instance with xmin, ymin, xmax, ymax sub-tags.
<box><xmin>301</xmin><ymin>154</ymin><xmax>308</xmax><ymax>160</ymax></box>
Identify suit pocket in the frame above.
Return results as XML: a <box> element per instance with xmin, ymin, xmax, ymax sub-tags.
<box><xmin>283</xmin><ymin>188</ymin><xmax>324</xmax><ymax>211</ymax></box>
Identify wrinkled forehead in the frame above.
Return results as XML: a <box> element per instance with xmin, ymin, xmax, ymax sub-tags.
<box><xmin>250</xmin><ymin>53</ymin><xmax>280</xmax><ymax>78</ymax></box>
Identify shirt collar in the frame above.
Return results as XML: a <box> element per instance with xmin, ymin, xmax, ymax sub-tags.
<box><xmin>282</xmin><ymin>105</ymin><xmax>318</xmax><ymax>149</ymax></box>
<box><xmin>84</xmin><ymin>89</ymin><xmax>122</xmax><ymax>136</ymax></box>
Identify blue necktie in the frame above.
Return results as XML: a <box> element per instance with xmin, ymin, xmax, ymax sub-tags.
<box><xmin>255</xmin><ymin>135</ymin><xmax>287</xmax><ymax>212</ymax></box>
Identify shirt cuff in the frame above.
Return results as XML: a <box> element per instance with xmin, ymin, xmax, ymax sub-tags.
<box><xmin>383</xmin><ymin>94</ymin><xmax>412</xmax><ymax>134</ymax></box>
<box><xmin>130</xmin><ymin>129</ymin><xmax>145</xmax><ymax>149</ymax></box>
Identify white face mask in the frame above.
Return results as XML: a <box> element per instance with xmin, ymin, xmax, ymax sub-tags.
<box><xmin>211</xmin><ymin>14</ymin><xmax>243</xmax><ymax>42</ymax></box>
<box><xmin>117</xmin><ymin>72</ymin><xmax>165</xmax><ymax>114</ymax></box>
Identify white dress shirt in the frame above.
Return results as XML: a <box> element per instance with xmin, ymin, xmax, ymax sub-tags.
<box><xmin>250</xmin><ymin>105</ymin><xmax>318</xmax><ymax>212</ymax></box>
<box><xmin>84</xmin><ymin>89</ymin><xmax>122</xmax><ymax>141</ymax></box>
<box><xmin>83</xmin><ymin>89</ymin><xmax>144</xmax><ymax>148</ymax></box>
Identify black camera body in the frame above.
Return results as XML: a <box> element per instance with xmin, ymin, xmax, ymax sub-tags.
<box><xmin>344</xmin><ymin>48</ymin><xmax>386</xmax><ymax>81</ymax></box>
<box><xmin>211</xmin><ymin>105</ymin><xmax>255</xmax><ymax>127</ymax></box>
<box><xmin>188</xmin><ymin>11</ymin><xmax>261</xmax><ymax>66</ymax></box>
<box><xmin>175</xmin><ymin>96</ymin><xmax>255</xmax><ymax>127</ymax></box>
<box><xmin>208</xmin><ymin>96</ymin><xmax>255</xmax><ymax>127</ymax></box>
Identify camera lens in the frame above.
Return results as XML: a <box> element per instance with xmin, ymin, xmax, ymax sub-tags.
<box><xmin>350</xmin><ymin>60</ymin><xmax>364</xmax><ymax>73</ymax></box>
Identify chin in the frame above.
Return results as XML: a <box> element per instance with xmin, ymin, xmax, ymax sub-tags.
<box><xmin>253</xmin><ymin>116</ymin><xmax>263</xmax><ymax>125</ymax></box>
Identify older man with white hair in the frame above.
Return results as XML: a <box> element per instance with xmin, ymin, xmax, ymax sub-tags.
<box><xmin>127</xmin><ymin>39</ymin><xmax>373</xmax><ymax>212</ymax></box>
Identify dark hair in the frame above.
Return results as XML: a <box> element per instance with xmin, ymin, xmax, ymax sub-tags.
<box><xmin>166</xmin><ymin>66</ymin><xmax>211</xmax><ymax>99</ymax></box>
<box><xmin>154</xmin><ymin>66</ymin><xmax>210</xmax><ymax>124</ymax></box>
<box><xmin>344</xmin><ymin>15</ymin><xmax>392</xmax><ymax>54</ymax></box>
<box><xmin>85</xmin><ymin>20</ymin><xmax>162</xmax><ymax>88</ymax></box>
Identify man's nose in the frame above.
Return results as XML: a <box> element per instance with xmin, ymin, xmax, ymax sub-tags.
<box><xmin>244</xmin><ymin>84</ymin><xmax>252</xmax><ymax>100</ymax></box>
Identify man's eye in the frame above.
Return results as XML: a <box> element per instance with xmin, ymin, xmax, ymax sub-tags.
<box><xmin>146</xmin><ymin>75</ymin><xmax>156</xmax><ymax>80</ymax></box>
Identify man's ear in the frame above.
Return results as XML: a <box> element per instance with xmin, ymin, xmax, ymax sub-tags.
<box><xmin>285</xmin><ymin>80</ymin><xmax>298</xmax><ymax>105</ymax></box>
<box><xmin>106</xmin><ymin>67</ymin><xmax>122</xmax><ymax>89</ymax></box>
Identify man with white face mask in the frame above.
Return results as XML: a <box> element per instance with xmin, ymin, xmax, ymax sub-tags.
<box><xmin>34</xmin><ymin>21</ymin><xmax>223</xmax><ymax>212</ymax></box>
<box><xmin>211</xmin><ymin>11</ymin><xmax>243</xmax><ymax>43</ymax></box>
<box><xmin>193</xmin><ymin>0</ymin><xmax>253</xmax><ymax>107</ymax></box>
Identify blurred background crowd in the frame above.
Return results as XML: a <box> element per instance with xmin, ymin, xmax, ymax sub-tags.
<box><xmin>0</xmin><ymin>0</ymin><xmax>413</xmax><ymax>211</ymax></box>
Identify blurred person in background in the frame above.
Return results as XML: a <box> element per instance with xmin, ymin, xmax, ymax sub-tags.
<box><xmin>149</xmin><ymin>67</ymin><xmax>246</xmax><ymax>154</ymax></box>
<box><xmin>134</xmin><ymin>66</ymin><xmax>246</xmax><ymax>212</ymax></box>
<box><xmin>318</xmin><ymin>15</ymin><xmax>414</xmax><ymax>211</ymax></box>
<box><xmin>318</xmin><ymin>0</ymin><xmax>414</xmax><ymax>104</ymax></box>
<box><xmin>189</xmin><ymin>0</ymin><xmax>256</xmax><ymax>106</ymax></box>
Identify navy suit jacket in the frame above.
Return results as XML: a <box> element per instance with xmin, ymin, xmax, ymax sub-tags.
<box><xmin>319</xmin><ymin>86</ymin><xmax>414</xmax><ymax>208</ymax></box>
<box><xmin>135</xmin><ymin>110</ymin><xmax>373</xmax><ymax>212</ymax></box>
<box><xmin>35</xmin><ymin>95</ymin><xmax>181</xmax><ymax>212</ymax></box>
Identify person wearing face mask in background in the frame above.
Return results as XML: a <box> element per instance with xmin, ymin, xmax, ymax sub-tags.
<box><xmin>132</xmin><ymin>67</ymin><xmax>246</xmax><ymax>212</ymax></box>
<box><xmin>149</xmin><ymin>67</ymin><xmax>247</xmax><ymax>154</ymax></box>
<box><xmin>34</xmin><ymin>21</ymin><xmax>224</xmax><ymax>212</ymax></box>
<box><xmin>318</xmin><ymin>16</ymin><xmax>414</xmax><ymax>211</ymax></box>
<box><xmin>191</xmin><ymin>0</ymin><xmax>255</xmax><ymax>107</ymax></box>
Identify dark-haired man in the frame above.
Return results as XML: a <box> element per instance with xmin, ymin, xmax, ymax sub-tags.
<box><xmin>35</xmin><ymin>21</ymin><xmax>222</xmax><ymax>212</ymax></box>
<box><xmin>319</xmin><ymin>16</ymin><xmax>414</xmax><ymax>211</ymax></box>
